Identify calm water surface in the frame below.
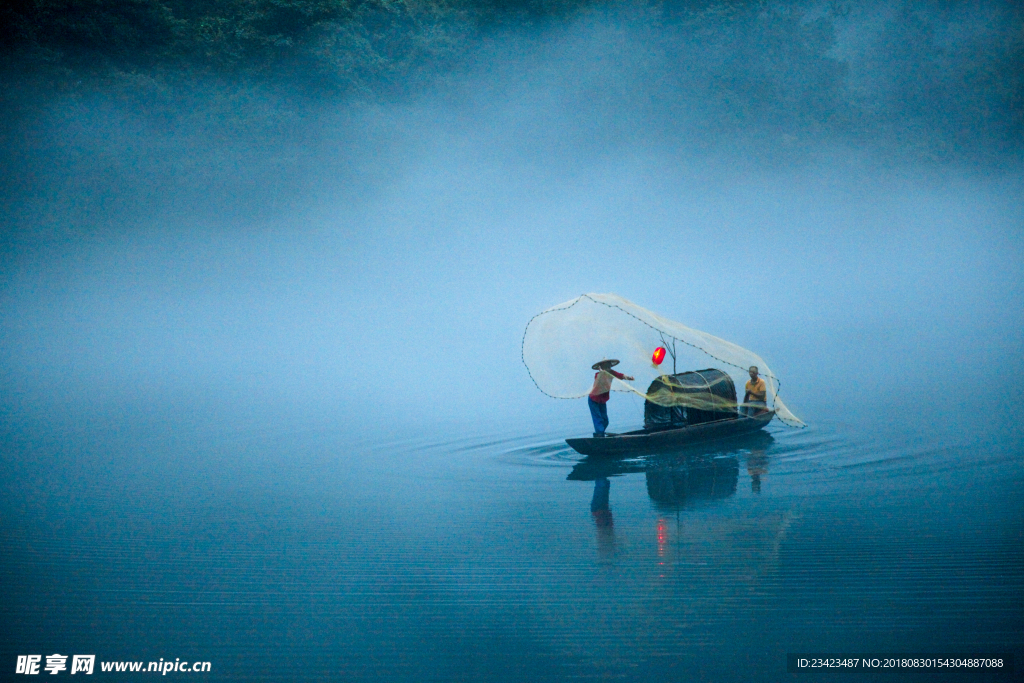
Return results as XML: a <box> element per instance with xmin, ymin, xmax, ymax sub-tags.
<box><xmin>2</xmin><ymin>402</ymin><xmax>1021</xmax><ymax>682</ymax></box>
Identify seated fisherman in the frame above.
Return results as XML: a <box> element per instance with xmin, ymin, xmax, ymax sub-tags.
<box><xmin>741</xmin><ymin>366</ymin><xmax>767</xmax><ymax>416</ymax></box>
<box><xmin>588</xmin><ymin>359</ymin><xmax>634</xmax><ymax>437</ymax></box>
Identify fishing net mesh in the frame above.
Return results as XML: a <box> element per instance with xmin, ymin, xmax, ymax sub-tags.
<box><xmin>522</xmin><ymin>293</ymin><xmax>804</xmax><ymax>427</ymax></box>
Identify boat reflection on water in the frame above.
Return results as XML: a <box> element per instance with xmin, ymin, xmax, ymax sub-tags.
<box><xmin>568</xmin><ymin>432</ymin><xmax>775</xmax><ymax>503</ymax></box>
<box><xmin>568</xmin><ymin>432</ymin><xmax>780</xmax><ymax>563</ymax></box>
<box><xmin>645</xmin><ymin>454</ymin><xmax>739</xmax><ymax>511</ymax></box>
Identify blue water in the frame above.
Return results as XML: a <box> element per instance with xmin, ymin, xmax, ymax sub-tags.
<box><xmin>2</xmin><ymin>395</ymin><xmax>1021</xmax><ymax>682</ymax></box>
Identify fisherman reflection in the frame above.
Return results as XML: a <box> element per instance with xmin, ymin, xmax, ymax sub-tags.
<box><xmin>590</xmin><ymin>477</ymin><xmax>616</xmax><ymax>560</ymax></box>
<box><xmin>747</xmin><ymin>448</ymin><xmax>768</xmax><ymax>494</ymax></box>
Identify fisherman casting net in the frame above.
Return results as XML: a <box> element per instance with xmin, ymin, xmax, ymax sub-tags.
<box><xmin>522</xmin><ymin>293</ymin><xmax>804</xmax><ymax>428</ymax></box>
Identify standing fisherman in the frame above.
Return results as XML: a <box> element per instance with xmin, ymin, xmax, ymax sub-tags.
<box><xmin>588</xmin><ymin>360</ymin><xmax>634</xmax><ymax>437</ymax></box>
<box><xmin>742</xmin><ymin>366</ymin><xmax>767</xmax><ymax>416</ymax></box>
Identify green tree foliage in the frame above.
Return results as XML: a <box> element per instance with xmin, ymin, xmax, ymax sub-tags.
<box><xmin>1</xmin><ymin>0</ymin><xmax>608</xmax><ymax>95</ymax></box>
<box><xmin>1</xmin><ymin>0</ymin><xmax>1020</xmax><ymax>164</ymax></box>
<box><xmin>2</xmin><ymin>0</ymin><xmax>463</xmax><ymax>93</ymax></box>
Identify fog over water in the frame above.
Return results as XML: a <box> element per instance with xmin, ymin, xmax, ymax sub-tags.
<box><xmin>3</xmin><ymin>2</ymin><xmax>1022</xmax><ymax>436</ymax></box>
<box><xmin>1</xmin><ymin>2</ymin><xmax>1022</xmax><ymax>680</ymax></box>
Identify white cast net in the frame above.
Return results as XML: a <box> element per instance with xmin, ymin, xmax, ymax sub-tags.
<box><xmin>522</xmin><ymin>293</ymin><xmax>804</xmax><ymax>427</ymax></box>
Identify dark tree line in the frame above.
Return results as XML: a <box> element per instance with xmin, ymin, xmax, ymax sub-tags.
<box><xmin>1</xmin><ymin>0</ymin><xmax>594</xmax><ymax>95</ymax></box>
<box><xmin>1</xmin><ymin>1</ymin><xmax>1021</xmax><ymax>164</ymax></box>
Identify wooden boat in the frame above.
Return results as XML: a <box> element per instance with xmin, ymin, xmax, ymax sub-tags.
<box><xmin>566</xmin><ymin>410</ymin><xmax>774</xmax><ymax>457</ymax></box>
<box><xmin>566</xmin><ymin>430</ymin><xmax>775</xmax><ymax>479</ymax></box>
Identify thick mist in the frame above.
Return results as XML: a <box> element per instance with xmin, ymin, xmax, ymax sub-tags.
<box><xmin>2</xmin><ymin>1</ymin><xmax>1022</xmax><ymax>444</ymax></box>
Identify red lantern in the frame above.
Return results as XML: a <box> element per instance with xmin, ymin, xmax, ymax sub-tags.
<box><xmin>652</xmin><ymin>347</ymin><xmax>666</xmax><ymax>365</ymax></box>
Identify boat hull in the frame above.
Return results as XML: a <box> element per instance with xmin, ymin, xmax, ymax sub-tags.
<box><xmin>565</xmin><ymin>411</ymin><xmax>774</xmax><ymax>456</ymax></box>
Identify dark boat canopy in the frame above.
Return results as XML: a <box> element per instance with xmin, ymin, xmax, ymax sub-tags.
<box><xmin>643</xmin><ymin>368</ymin><xmax>738</xmax><ymax>431</ymax></box>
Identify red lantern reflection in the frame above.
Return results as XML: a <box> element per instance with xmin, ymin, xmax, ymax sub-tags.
<box><xmin>652</xmin><ymin>347</ymin><xmax>666</xmax><ymax>365</ymax></box>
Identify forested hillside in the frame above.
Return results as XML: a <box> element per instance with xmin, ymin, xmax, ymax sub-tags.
<box><xmin>2</xmin><ymin>1</ymin><xmax>1021</xmax><ymax>164</ymax></box>
<box><xmin>4</xmin><ymin>0</ymin><xmax>589</xmax><ymax>96</ymax></box>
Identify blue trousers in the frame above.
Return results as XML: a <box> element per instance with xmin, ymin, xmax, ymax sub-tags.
<box><xmin>588</xmin><ymin>397</ymin><xmax>609</xmax><ymax>434</ymax></box>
